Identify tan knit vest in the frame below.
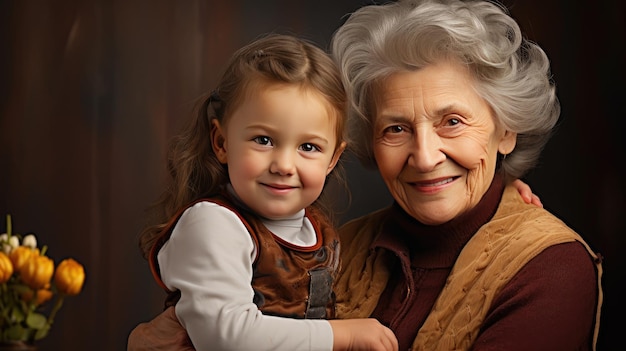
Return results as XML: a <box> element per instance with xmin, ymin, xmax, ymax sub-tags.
<box><xmin>335</xmin><ymin>185</ymin><xmax>603</xmax><ymax>351</ymax></box>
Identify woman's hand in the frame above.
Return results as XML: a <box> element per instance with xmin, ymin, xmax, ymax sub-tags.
<box><xmin>329</xmin><ymin>318</ymin><xmax>398</xmax><ymax>351</ymax></box>
<box><xmin>512</xmin><ymin>179</ymin><xmax>543</xmax><ymax>208</ymax></box>
<box><xmin>128</xmin><ymin>309</ymin><xmax>398</xmax><ymax>351</ymax></box>
<box><xmin>127</xmin><ymin>306</ymin><xmax>195</xmax><ymax>351</ymax></box>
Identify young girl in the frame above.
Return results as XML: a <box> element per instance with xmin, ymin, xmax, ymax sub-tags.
<box><xmin>130</xmin><ymin>34</ymin><xmax>398</xmax><ymax>351</ymax></box>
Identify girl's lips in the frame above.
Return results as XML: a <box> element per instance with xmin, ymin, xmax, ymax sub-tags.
<box><xmin>263</xmin><ymin>183</ymin><xmax>296</xmax><ymax>189</ymax></box>
<box><xmin>261</xmin><ymin>183</ymin><xmax>298</xmax><ymax>195</ymax></box>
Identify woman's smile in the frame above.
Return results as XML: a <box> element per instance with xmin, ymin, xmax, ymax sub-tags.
<box><xmin>408</xmin><ymin>176</ymin><xmax>460</xmax><ymax>194</ymax></box>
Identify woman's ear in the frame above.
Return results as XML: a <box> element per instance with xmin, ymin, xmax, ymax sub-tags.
<box><xmin>211</xmin><ymin>119</ymin><xmax>228</xmax><ymax>164</ymax></box>
<box><xmin>498</xmin><ymin>130</ymin><xmax>517</xmax><ymax>155</ymax></box>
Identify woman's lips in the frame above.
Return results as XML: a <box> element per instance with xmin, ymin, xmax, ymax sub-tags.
<box><xmin>409</xmin><ymin>176</ymin><xmax>459</xmax><ymax>193</ymax></box>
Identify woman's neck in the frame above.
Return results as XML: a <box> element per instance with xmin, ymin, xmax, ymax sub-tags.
<box><xmin>377</xmin><ymin>174</ymin><xmax>505</xmax><ymax>267</ymax></box>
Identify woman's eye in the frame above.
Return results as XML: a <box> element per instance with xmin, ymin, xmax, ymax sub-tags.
<box><xmin>379</xmin><ymin>124</ymin><xmax>411</xmax><ymax>144</ymax></box>
<box><xmin>300</xmin><ymin>143</ymin><xmax>320</xmax><ymax>152</ymax></box>
<box><xmin>446</xmin><ymin>117</ymin><xmax>460</xmax><ymax>126</ymax></box>
<box><xmin>253</xmin><ymin>136</ymin><xmax>272</xmax><ymax>145</ymax></box>
<box><xmin>384</xmin><ymin>125</ymin><xmax>405</xmax><ymax>134</ymax></box>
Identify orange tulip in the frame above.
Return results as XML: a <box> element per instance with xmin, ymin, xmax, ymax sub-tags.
<box><xmin>9</xmin><ymin>246</ymin><xmax>37</xmax><ymax>272</ymax></box>
<box><xmin>20</xmin><ymin>253</ymin><xmax>54</xmax><ymax>290</ymax></box>
<box><xmin>0</xmin><ymin>252</ymin><xmax>13</xmax><ymax>283</ymax></box>
<box><xmin>21</xmin><ymin>286</ymin><xmax>54</xmax><ymax>305</ymax></box>
<box><xmin>54</xmin><ymin>258</ymin><xmax>85</xmax><ymax>295</ymax></box>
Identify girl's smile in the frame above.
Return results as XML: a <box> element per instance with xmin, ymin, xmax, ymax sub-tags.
<box><xmin>212</xmin><ymin>81</ymin><xmax>345</xmax><ymax>219</ymax></box>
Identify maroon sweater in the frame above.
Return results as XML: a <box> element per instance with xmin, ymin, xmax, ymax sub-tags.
<box><xmin>370</xmin><ymin>177</ymin><xmax>600</xmax><ymax>351</ymax></box>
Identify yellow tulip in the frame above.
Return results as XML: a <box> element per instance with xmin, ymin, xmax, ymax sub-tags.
<box><xmin>0</xmin><ymin>252</ymin><xmax>13</xmax><ymax>283</ymax></box>
<box><xmin>54</xmin><ymin>258</ymin><xmax>85</xmax><ymax>295</ymax></box>
<box><xmin>9</xmin><ymin>246</ymin><xmax>37</xmax><ymax>272</ymax></box>
<box><xmin>20</xmin><ymin>253</ymin><xmax>54</xmax><ymax>290</ymax></box>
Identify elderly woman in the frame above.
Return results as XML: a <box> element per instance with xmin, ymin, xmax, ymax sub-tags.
<box><xmin>331</xmin><ymin>0</ymin><xmax>602</xmax><ymax>350</ymax></box>
<box><xmin>128</xmin><ymin>0</ymin><xmax>602</xmax><ymax>350</ymax></box>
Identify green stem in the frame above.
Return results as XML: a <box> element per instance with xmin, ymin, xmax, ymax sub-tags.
<box><xmin>46</xmin><ymin>295</ymin><xmax>65</xmax><ymax>326</ymax></box>
<box><xmin>6</xmin><ymin>214</ymin><xmax>11</xmax><ymax>236</ymax></box>
<box><xmin>0</xmin><ymin>283</ymin><xmax>7</xmax><ymax>319</ymax></box>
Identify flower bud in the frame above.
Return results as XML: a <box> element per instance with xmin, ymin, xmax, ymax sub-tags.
<box><xmin>0</xmin><ymin>252</ymin><xmax>13</xmax><ymax>283</ymax></box>
<box><xmin>22</xmin><ymin>234</ymin><xmax>37</xmax><ymax>249</ymax></box>
<box><xmin>8</xmin><ymin>236</ymin><xmax>19</xmax><ymax>251</ymax></box>
<box><xmin>54</xmin><ymin>258</ymin><xmax>85</xmax><ymax>295</ymax></box>
<box><xmin>21</xmin><ymin>286</ymin><xmax>54</xmax><ymax>305</ymax></box>
<box><xmin>0</xmin><ymin>233</ymin><xmax>9</xmax><ymax>254</ymax></box>
<box><xmin>9</xmin><ymin>246</ymin><xmax>37</xmax><ymax>272</ymax></box>
<box><xmin>1</xmin><ymin>235</ymin><xmax>19</xmax><ymax>254</ymax></box>
<box><xmin>20</xmin><ymin>253</ymin><xmax>54</xmax><ymax>290</ymax></box>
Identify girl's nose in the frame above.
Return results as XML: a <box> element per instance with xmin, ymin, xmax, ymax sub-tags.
<box><xmin>270</xmin><ymin>149</ymin><xmax>296</xmax><ymax>176</ymax></box>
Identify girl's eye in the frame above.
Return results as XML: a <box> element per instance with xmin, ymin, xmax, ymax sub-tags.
<box><xmin>253</xmin><ymin>136</ymin><xmax>272</xmax><ymax>146</ymax></box>
<box><xmin>300</xmin><ymin>143</ymin><xmax>320</xmax><ymax>152</ymax></box>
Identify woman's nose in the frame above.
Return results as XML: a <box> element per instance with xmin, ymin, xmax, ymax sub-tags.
<box><xmin>408</xmin><ymin>127</ymin><xmax>446</xmax><ymax>171</ymax></box>
<box><xmin>269</xmin><ymin>149</ymin><xmax>296</xmax><ymax>176</ymax></box>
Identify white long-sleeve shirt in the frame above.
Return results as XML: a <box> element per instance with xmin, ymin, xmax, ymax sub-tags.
<box><xmin>157</xmin><ymin>201</ymin><xmax>334</xmax><ymax>351</ymax></box>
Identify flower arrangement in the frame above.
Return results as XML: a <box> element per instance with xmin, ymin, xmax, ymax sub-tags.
<box><xmin>0</xmin><ymin>214</ymin><xmax>86</xmax><ymax>345</ymax></box>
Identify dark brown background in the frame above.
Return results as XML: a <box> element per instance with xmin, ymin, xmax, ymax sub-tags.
<box><xmin>1</xmin><ymin>1</ymin><xmax>624</xmax><ymax>350</ymax></box>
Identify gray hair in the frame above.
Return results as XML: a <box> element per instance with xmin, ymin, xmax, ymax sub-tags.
<box><xmin>331</xmin><ymin>0</ymin><xmax>560</xmax><ymax>182</ymax></box>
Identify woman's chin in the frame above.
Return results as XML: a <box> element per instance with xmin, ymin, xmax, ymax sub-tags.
<box><xmin>403</xmin><ymin>204</ymin><xmax>458</xmax><ymax>225</ymax></box>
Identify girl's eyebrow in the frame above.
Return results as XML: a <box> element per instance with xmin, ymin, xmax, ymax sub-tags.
<box><xmin>242</xmin><ymin>123</ymin><xmax>278</xmax><ymax>132</ymax></box>
<box><xmin>305</xmin><ymin>135</ymin><xmax>331</xmax><ymax>145</ymax></box>
<box><xmin>244</xmin><ymin>124</ymin><xmax>331</xmax><ymax>145</ymax></box>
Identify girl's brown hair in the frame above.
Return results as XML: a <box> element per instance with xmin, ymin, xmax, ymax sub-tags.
<box><xmin>138</xmin><ymin>33</ymin><xmax>348</xmax><ymax>259</ymax></box>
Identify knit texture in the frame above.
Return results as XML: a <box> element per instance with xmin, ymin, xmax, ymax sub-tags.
<box><xmin>335</xmin><ymin>185</ymin><xmax>603</xmax><ymax>350</ymax></box>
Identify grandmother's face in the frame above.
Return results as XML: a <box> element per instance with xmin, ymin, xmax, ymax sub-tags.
<box><xmin>372</xmin><ymin>60</ymin><xmax>516</xmax><ymax>225</ymax></box>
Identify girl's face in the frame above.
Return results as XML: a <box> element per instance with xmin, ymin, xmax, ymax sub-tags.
<box><xmin>212</xmin><ymin>83</ymin><xmax>345</xmax><ymax>219</ymax></box>
<box><xmin>372</xmin><ymin>60</ymin><xmax>516</xmax><ymax>225</ymax></box>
